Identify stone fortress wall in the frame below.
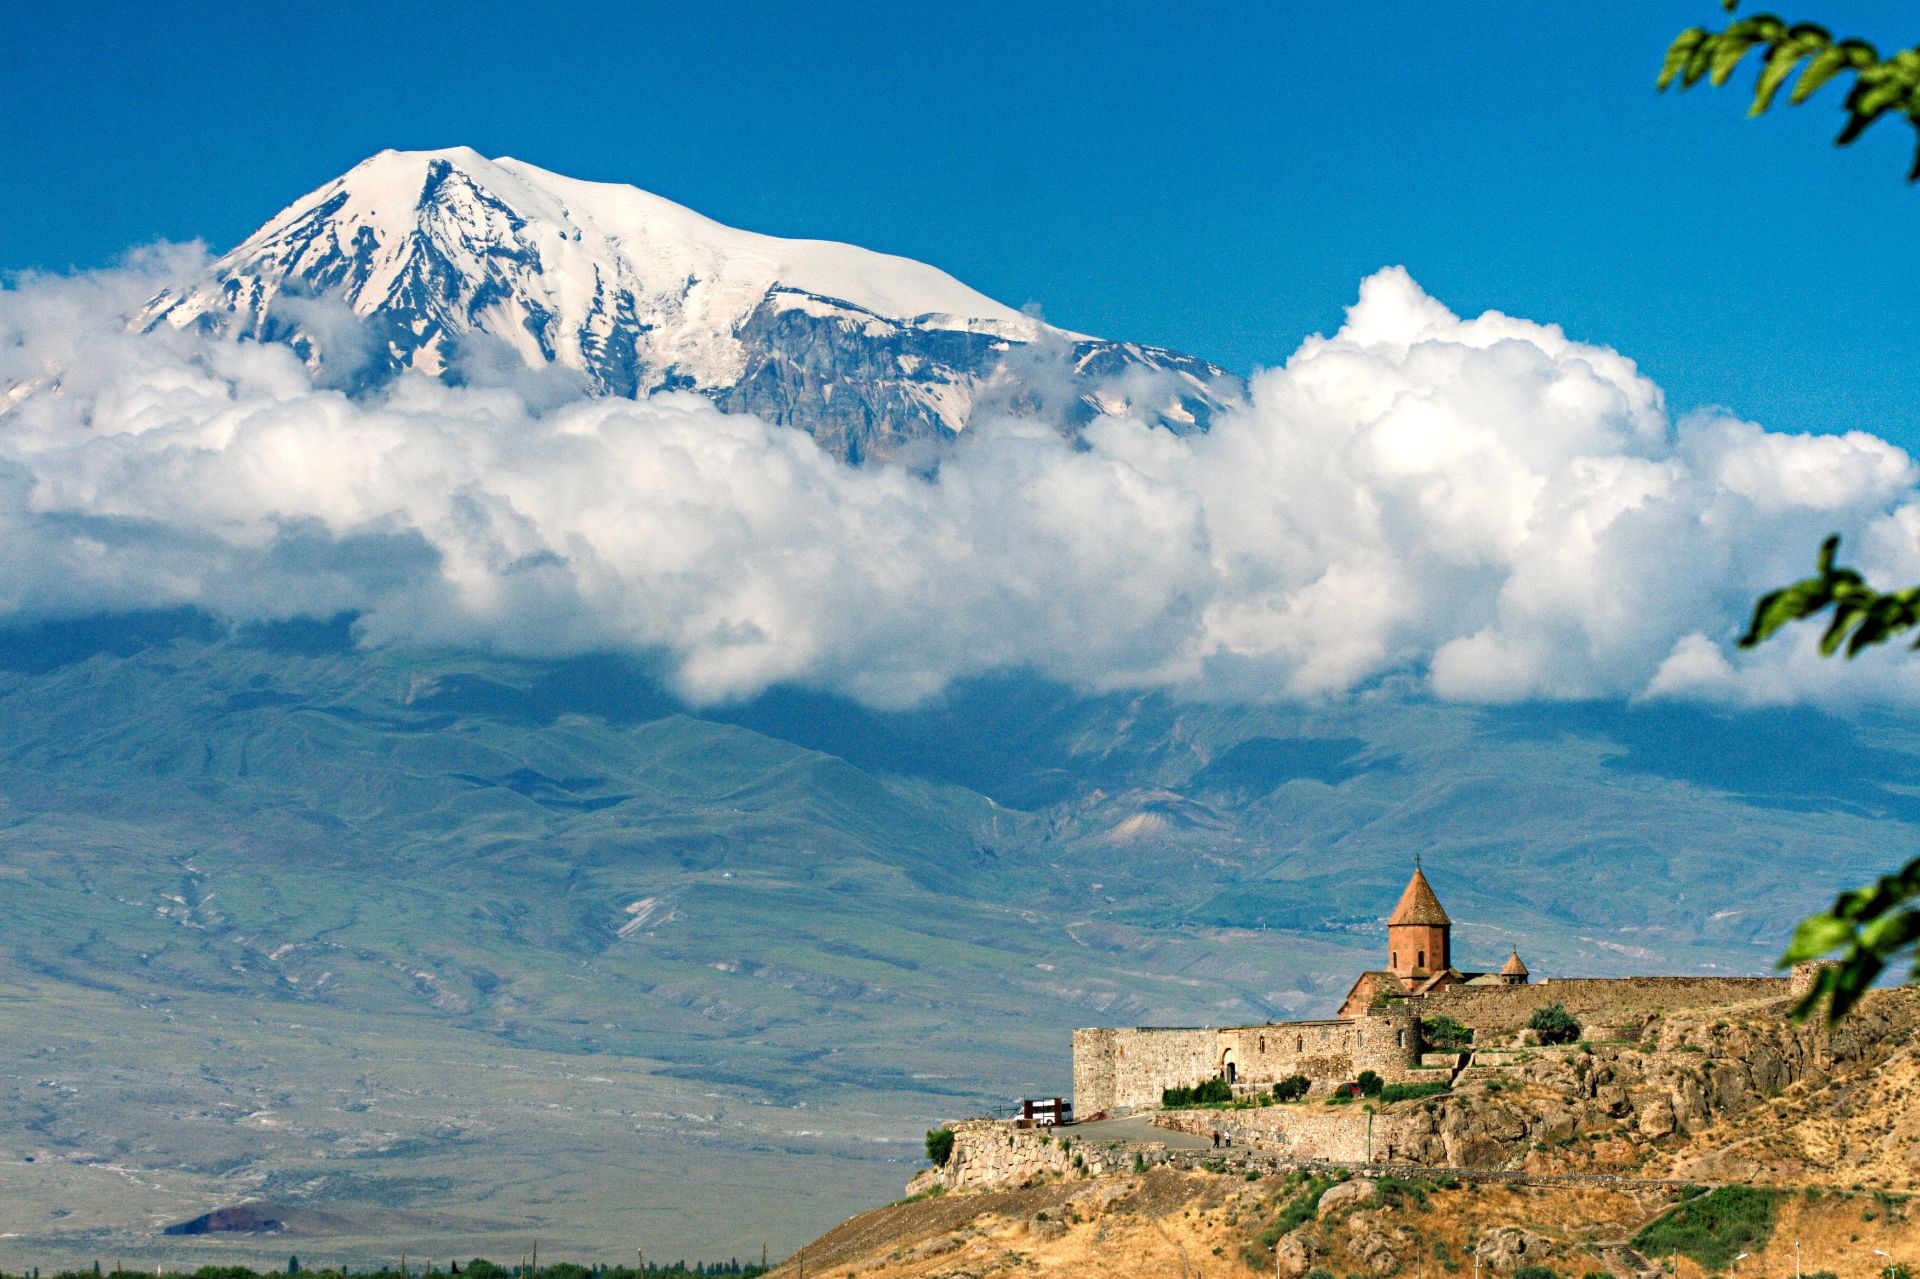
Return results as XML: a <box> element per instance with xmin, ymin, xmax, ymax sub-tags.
<box><xmin>1071</xmin><ymin>1027</ymin><xmax>1217</xmax><ymax>1115</ymax></box>
<box><xmin>1421</xmin><ymin>975</ymin><xmax>1787</xmax><ymax>1038</ymax></box>
<box><xmin>1073</xmin><ymin>974</ymin><xmax>1797</xmax><ymax>1116</ymax></box>
<box><xmin>1069</xmin><ymin>858</ymin><xmax>1834</xmax><ymax>1118</ymax></box>
<box><xmin>1074</xmin><ymin>1003</ymin><xmax>1420</xmax><ymax>1115</ymax></box>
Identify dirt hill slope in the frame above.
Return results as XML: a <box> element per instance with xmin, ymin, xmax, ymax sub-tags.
<box><xmin>775</xmin><ymin>1170</ymin><xmax>1915</xmax><ymax>1279</ymax></box>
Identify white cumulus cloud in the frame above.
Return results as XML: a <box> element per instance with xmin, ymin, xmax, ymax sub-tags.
<box><xmin>3</xmin><ymin>253</ymin><xmax>1919</xmax><ymax>708</ymax></box>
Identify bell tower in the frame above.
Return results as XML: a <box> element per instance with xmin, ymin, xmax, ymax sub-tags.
<box><xmin>1387</xmin><ymin>858</ymin><xmax>1451</xmax><ymax>980</ymax></box>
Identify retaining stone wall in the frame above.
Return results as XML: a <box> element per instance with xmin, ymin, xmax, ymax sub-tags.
<box><xmin>1152</xmin><ymin>1105</ymin><xmax>1371</xmax><ymax>1161</ymax></box>
<box><xmin>916</xmin><ymin>1119</ymin><xmax>1137</xmax><ymax>1193</ymax></box>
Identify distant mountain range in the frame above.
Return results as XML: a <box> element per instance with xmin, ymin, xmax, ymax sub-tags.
<box><xmin>143</xmin><ymin>148</ymin><xmax>1238</xmax><ymax>462</ymax></box>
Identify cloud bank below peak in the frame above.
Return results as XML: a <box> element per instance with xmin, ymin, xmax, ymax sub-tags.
<box><xmin>2</xmin><ymin>252</ymin><xmax>1917</xmax><ymax>709</ymax></box>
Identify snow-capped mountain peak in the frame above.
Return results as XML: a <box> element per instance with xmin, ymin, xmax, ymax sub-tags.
<box><xmin>146</xmin><ymin>148</ymin><xmax>1235</xmax><ymax>461</ymax></box>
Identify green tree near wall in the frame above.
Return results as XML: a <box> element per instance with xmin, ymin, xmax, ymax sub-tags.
<box><xmin>1527</xmin><ymin>1002</ymin><xmax>1582</xmax><ymax>1046</ymax></box>
<box><xmin>1663</xmin><ymin>5</ymin><xmax>1920</xmax><ymax>1019</ymax></box>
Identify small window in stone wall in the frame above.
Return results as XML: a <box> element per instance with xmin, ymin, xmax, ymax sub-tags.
<box><xmin>1259</xmin><ymin>1036</ymin><xmax>1266</xmax><ymax>1052</ymax></box>
<box><xmin>1418</xmin><ymin>949</ymin><xmax>1426</xmax><ymax>969</ymax></box>
<box><xmin>1397</xmin><ymin>1029</ymin><xmax>1406</xmax><ymax>1048</ymax></box>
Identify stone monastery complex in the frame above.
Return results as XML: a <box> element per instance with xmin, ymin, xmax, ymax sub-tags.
<box><xmin>1072</xmin><ymin>863</ymin><xmax>1815</xmax><ymax>1116</ymax></box>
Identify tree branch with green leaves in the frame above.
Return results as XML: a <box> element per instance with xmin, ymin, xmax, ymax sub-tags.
<box><xmin>1739</xmin><ymin>535</ymin><xmax>1920</xmax><ymax>1019</ymax></box>
<box><xmin>1661</xmin><ymin>3</ymin><xmax>1920</xmax><ymax>179</ymax></box>
<box><xmin>1664</xmin><ymin>0</ymin><xmax>1920</xmax><ymax>1019</ymax></box>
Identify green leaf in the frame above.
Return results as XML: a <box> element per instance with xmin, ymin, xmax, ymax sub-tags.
<box><xmin>1784</xmin><ymin>855</ymin><xmax>1920</xmax><ymax>1022</ymax></box>
<box><xmin>1816</xmin><ymin>533</ymin><xmax>1841</xmax><ymax>575</ymax></box>
<box><xmin>1661</xmin><ymin>29</ymin><xmax>1709</xmax><ymax>90</ymax></box>
<box><xmin>1855</xmin><ymin>77</ymin><xmax>1910</xmax><ymax>120</ymax></box>
<box><xmin>1792</xmin><ymin>43</ymin><xmax>1855</xmax><ymax>103</ymax></box>
<box><xmin>1836</xmin><ymin>106</ymin><xmax>1886</xmax><ymax>147</ymax></box>
<box><xmin>1709</xmin><ymin>33</ymin><xmax>1761</xmax><ymax>87</ymax></box>
<box><xmin>1754</xmin><ymin>45</ymin><xmax>1814</xmax><ymax>115</ymax></box>
<box><xmin>1857</xmin><ymin>908</ymin><xmax>1920</xmax><ymax>956</ymax></box>
<box><xmin>1684</xmin><ymin>38</ymin><xmax>1719</xmax><ymax>89</ymax></box>
<box><xmin>1782</xmin><ymin>913</ymin><xmax>1854</xmax><ymax>962</ymax></box>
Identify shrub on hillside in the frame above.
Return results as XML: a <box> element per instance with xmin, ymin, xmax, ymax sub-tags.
<box><xmin>1356</xmin><ymin>1070</ymin><xmax>1384</xmax><ymax>1097</ymax></box>
<box><xmin>1244</xmin><ymin>1179</ymin><xmax>1341</xmax><ymax>1267</ymax></box>
<box><xmin>1164</xmin><ymin>1075</ymin><xmax>1234</xmax><ymax>1108</ymax></box>
<box><xmin>1379</xmin><ymin>1080</ymin><xmax>1451</xmax><ymax>1104</ymax></box>
<box><xmin>1513</xmin><ymin>1267</ymin><xmax>1563</xmax><ymax>1279</ymax></box>
<box><xmin>925</xmin><ymin>1126</ymin><xmax>955</xmax><ymax>1167</ymax></box>
<box><xmin>1633</xmin><ymin>1186</ymin><xmax>1779</xmax><ymax>1271</ymax></box>
<box><xmin>1423</xmin><ymin>1014</ymin><xmax>1474</xmax><ymax>1049</ymax></box>
<box><xmin>1528</xmin><ymin>1002</ymin><xmax>1582</xmax><ymax>1045</ymax></box>
<box><xmin>1272</xmin><ymin>1074</ymin><xmax>1310</xmax><ymax>1102</ymax></box>
<box><xmin>1374</xmin><ymin>1175</ymin><xmax>1437</xmax><ymax>1210</ymax></box>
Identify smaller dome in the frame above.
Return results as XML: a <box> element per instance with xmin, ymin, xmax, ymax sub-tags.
<box><xmin>1500</xmin><ymin>948</ymin><xmax>1529</xmax><ymax>977</ymax></box>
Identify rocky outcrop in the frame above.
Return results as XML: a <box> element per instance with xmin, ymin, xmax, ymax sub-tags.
<box><xmin>1273</xmin><ymin>1229</ymin><xmax>1324</xmax><ymax>1277</ymax></box>
<box><xmin>1316</xmin><ymin>1178</ymin><xmax>1376</xmax><ymax>1218</ymax></box>
<box><xmin>911</xmin><ymin>1120</ymin><xmax>1138</xmax><ymax>1194</ymax></box>
<box><xmin>1373</xmin><ymin>990</ymin><xmax>1916</xmax><ymax>1171</ymax></box>
<box><xmin>1342</xmin><ymin>1208</ymin><xmax>1414</xmax><ymax>1276</ymax></box>
<box><xmin>1478</xmin><ymin>1226</ymin><xmax>1557</xmax><ymax>1274</ymax></box>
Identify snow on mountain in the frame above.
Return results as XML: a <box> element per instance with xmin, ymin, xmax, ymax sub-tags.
<box><xmin>144</xmin><ymin>148</ymin><xmax>1238</xmax><ymax>461</ymax></box>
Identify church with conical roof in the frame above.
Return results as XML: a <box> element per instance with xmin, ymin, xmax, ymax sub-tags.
<box><xmin>1071</xmin><ymin>862</ymin><xmax>1817</xmax><ymax>1117</ymax></box>
<box><xmin>1335</xmin><ymin>863</ymin><xmax>1528</xmax><ymax>1018</ymax></box>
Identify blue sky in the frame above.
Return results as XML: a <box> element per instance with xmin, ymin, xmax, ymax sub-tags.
<box><xmin>7</xmin><ymin>1</ymin><xmax>1917</xmax><ymax>446</ymax></box>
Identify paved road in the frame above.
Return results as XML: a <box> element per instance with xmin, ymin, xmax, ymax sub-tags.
<box><xmin>1068</xmin><ymin>1114</ymin><xmax>1215</xmax><ymax>1149</ymax></box>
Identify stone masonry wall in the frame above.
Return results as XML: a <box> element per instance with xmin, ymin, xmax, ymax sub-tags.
<box><xmin>908</xmin><ymin>1118</ymin><xmax>1139</xmax><ymax>1195</ymax></box>
<box><xmin>1424</xmin><ymin>977</ymin><xmax>1787</xmax><ymax>1040</ymax></box>
<box><xmin>1216</xmin><ymin>1021</ymin><xmax>1364</xmax><ymax>1089</ymax></box>
<box><xmin>1075</xmin><ymin>979</ymin><xmax>1789</xmax><ymax>1118</ymax></box>
<box><xmin>1075</xmin><ymin>1005</ymin><xmax>1419</xmax><ymax>1115</ymax></box>
<box><xmin>1073</xmin><ymin>1027</ymin><xmax>1216</xmax><ymax>1115</ymax></box>
<box><xmin>1153</xmin><ymin>1106</ymin><xmax>1371</xmax><ymax>1160</ymax></box>
<box><xmin>1353</xmin><ymin>1004</ymin><xmax>1423</xmax><ymax>1074</ymax></box>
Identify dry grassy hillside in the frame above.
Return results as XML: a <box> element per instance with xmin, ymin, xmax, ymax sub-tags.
<box><xmin>773</xmin><ymin>1171</ymin><xmax>1915</xmax><ymax>1279</ymax></box>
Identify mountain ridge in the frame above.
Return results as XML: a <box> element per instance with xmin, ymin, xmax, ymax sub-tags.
<box><xmin>143</xmin><ymin>147</ymin><xmax>1239</xmax><ymax>461</ymax></box>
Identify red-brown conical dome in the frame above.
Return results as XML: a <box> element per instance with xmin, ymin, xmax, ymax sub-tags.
<box><xmin>1386</xmin><ymin>863</ymin><xmax>1452</xmax><ymax>979</ymax></box>
<box><xmin>1388</xmin><ymin>866</ymin><xmax>1451</xmax><ymax>927</ymax></box>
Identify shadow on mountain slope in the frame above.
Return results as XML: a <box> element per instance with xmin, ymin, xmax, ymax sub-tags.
<box><xmin>1494</xmin><ymin>702</ymin><xmax>1920</xmax><ymax>822</ymax></box>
